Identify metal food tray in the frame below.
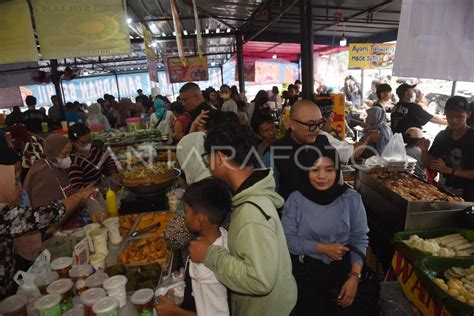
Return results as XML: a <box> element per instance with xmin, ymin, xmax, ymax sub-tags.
<box><xmin>115</xmin><ymin>234</ymin><xmax>172</xmax><ymax>268</ymax></box>
<box><xmin>355</xmin><ymin>170</ymin><xmax>473</xmax><ymax>232</ymax></box>
<box><xmin>131</xmin><ymin>211</ymin><xmax>174</xmax><ymax>239</ymax></box>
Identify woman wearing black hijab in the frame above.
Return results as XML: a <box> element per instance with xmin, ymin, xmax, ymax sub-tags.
<box><xmin>282</xmin><ymin>147</ymin><xmax>369</xmax><ymax>315</ymax></box>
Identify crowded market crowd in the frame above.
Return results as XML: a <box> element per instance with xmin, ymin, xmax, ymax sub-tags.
<box><xmin>1</xmin><ymin>78</ymin><xmax>474</xmax><ymax>315</ymax></box>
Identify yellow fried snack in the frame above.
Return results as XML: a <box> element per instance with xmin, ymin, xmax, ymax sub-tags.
<box><xmin>117</xmin><ymin>237</ymin><xmax>168</xmax><ymax>266</ymax></box>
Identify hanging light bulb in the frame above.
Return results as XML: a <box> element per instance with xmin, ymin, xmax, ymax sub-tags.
<box><xmin>339</xmin><ymin>34</ymin><xmax>347</xmax><ymax>47</ymax></box>
<box><xmin>272</xmin><ymin>54</ymin><xmax>277</xmax><ymax>59</ymax></box>
<box><xmin>151</xmin><ymin>41</ymin><xmax>158</xmax><ymax>47</ymax></box>
<box><xmin>183</xmin><ymin>30</ymin><xmax>188</xmax><ymax>35</ymax></box>
<box><xmin>216</xmin><ymin>28</ymin><xmax>221</xmax><ymax>34</ymax></box>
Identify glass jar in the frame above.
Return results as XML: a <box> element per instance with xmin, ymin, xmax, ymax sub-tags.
<box><xmin>50</xmin><ymin>257</ymin><xmax>73</xmax><ymax>279</ymax></box>
<box><xmin>34</xmin><ymin>293</ymin><xmax>62</xmax><ymax>316</ymax></box>
<box><xmin>85</xmin><ymin>271</ymin><xmax>109</xmax><ymax>289</ymax></box>
<box><xmin>131</xmin><ymin>288</ymin><xmax>154</xmax><ymax>316</ymax></box>
<box><xmin>0</xmin><ymin>294</ymin><xmax>28</xmax><ymax>316</ymax></box>
<box><xmin>69</xmin><ymin>264</ymin><xmax>93</xmax><ymax>294</ymax></box>
<box><xmin>92</xmin><ymin>297</ymin><xmax>119</xmax><ymax>316</ymax></box>
<box><xmin>47</xmin><ymin>279</ymin><xmax>74</xmax><ymax>313</ymax></box>
<box><xmin>80</xmin><ymin>287</ymin><xmax>106</xmax><ymax>316</ymax></box>
<box><xmin>102</xmin><ymin>275</ymin><xmax>128</xmax><ymax>308</ymax></box>
<box><xmin>91</xmin><ymin>228</ymin><xmax>109</xmax><ymax>256</ymax></box>
<box><xmin>90</xmin><ymin>253</ymin><xmax>107</xmax><ymax>271</ymax></box>
<box><xmin>34</xmin><ymin>271</ymin><xmax>59</xmax><ymax>295</ymax></box>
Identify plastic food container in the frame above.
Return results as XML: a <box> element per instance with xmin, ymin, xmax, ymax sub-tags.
<box><xmin>85</xmin><ymin>271</ymin><xmax>109</xmax><ymax>288</ymax></box>
<box><xmin>80</xmin><ymin>287</ymin><xmax>107</xmax><ymax>316</ymax></box>
<box><xmin>131</xmin><ymin>288</ymin><xmax>154</xmax><ymax>316</ymax></box>
<box><xmin>83</xmin><ymin>223</ymin><xmax>101</xmax><ymax>252</ymax></box>
<box><xmin>103</xmin><ymin>217</ymin><xmax>122</xmax><ymax>246</ymax></box>
<box><xmin>69</xmin><ymin>264</ymin><xmax>93</xmax><ymax>294</ymax></box>
<box><xmin>35</xmin><ymin>271</ymin><xmax>59</xmax><ymax>295</ymax></box>
<box><xmin>92</xmin><ymin>296</ymin><xmax>119</xmax><ymax>316</ymax></box>
<box><xmin>126</xmin><ymin>117</ymin><xmax>142</xmax><ymax>132</ymax></box>
<box><xmin>91</xmin><ymin>228</ymin><xmax>109</xmax><ymax>256</ymax></box>
<box><xmin>47</xmin><ymin>279</ymin><xmax>74</xmax><ymax>313</ymax></box>
<box><xmin>50</xmin><ymin>257</ymin><xmax>73</xmax><ymax>279</ymax></box>
<box><xmin>103</xmin><ymin>275</ymin><xmax>128</xmax><ymax>308</ymax></box>
<box><xmin>0</xmin><ymin>294</ymin><xmax>28</xmax><ymax>316</ymax></box>
<box><xmin>90</xmin><ymin>253</ymin><xmax>107</xmax><ymax>271</ymax></box>
<box><xmin>34</xmin><ymin>293</ymin><xmax>62</xmax><ymax>316</ymax></box>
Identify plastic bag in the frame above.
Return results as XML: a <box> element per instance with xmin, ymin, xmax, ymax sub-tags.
<box><xmin>87</xmin><ymin>193</ymin><xmax>108</xmax><ymax>223</ymax></box>
<box><xmin>382</xmin><ymin>133</ymin><xmax>407</xmax><ymax>161</ymax></box>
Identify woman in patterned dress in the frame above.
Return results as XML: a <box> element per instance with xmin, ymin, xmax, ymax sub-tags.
<box><xmin>0</xmin><ymin>164</ymin><xmax>95</xmax><ymax>299</ymax></box>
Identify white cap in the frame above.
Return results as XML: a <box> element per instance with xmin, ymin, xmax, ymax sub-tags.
<box><xmin>0</xmin><ymin>294</ymin><xmax>28</xmax><ymax>313</ymax></box>
<box><xmin>92</xmin><ymin>296</ymin><xmax>119</xmax><ymax>314</ymax></box>
<box><xmin>103</xmin><ymin>275</ymin><xmax>128</xmax><ymax>291</ymax></box>
<box><xmin>85</xmin><ymin>271</ymin><xmax>109</xmax><ymax>288</ymax></box>
<box><xmin>131</xmin><ymin>288</ymin><xmax>154</xmax><ymax>305</ymax></box>
<box><xmin>50</xmin><ymin>257</ymin><xmax>73</xmax><ymax>270</ymax></box>
<box><xmin>69</xmin><ymin>264</ymin><xmax>93</xmax><ymax>278</ymax></box>
<box><xmin>62</xmin><ymin>306</ymin><xmax>86</xmax><ymax>316</ymax></box>
<box><xmin>80</xmin><ymin>288</ymin><xmax>107</xmax><ymax>306</ymax></box>
<box><xmin>47</xmin><ymin>278</ymin><xmax>74</xmax><ymax>294</ymax></box>
<box><xmin>103</xmin><ymin>216</ymin><xmax>119</xmax><ymax>227</ymax></box>
<box><xmin>34</xmin><ymin>294</ymin><xmax>62</xmax><ymax>311</ymax></box>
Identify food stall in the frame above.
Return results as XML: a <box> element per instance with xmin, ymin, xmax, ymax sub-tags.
<box><xmin>354</xmin><ymin>169</ymin><xmax>474</xmax><ymax>315</ymax></box>
<box><xmin>0</xmin><ymin>126</ymin><xmax>186</xmax><ymax>315</ymax></box>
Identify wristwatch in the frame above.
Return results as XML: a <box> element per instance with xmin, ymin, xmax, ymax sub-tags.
<box><xmin>348</xmin><ymin>272</ymin><xmax>362</xmax><ymax>281</ymax></box>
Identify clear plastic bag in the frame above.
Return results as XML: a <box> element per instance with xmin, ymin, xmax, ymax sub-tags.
<box><xmin>87</xmin><ymin>193</ymin><xmax>108</xmax><ymax>223</ymax></box>
<box><xmin>382</xmin><ymin>133</ymin><xmax>407</xmax><ymax>161</ymax></box>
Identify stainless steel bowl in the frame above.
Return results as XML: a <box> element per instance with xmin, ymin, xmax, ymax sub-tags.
<box><xmin>123</xmin><ymin>168</ymin><xmax>181</xmax><ymax>197</ymax></box>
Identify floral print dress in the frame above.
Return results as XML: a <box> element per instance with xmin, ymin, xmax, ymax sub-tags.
<box><xmin>0</xmin><ymin>201</ymin><xmax>65</xmax><ymax>299</ymax></box>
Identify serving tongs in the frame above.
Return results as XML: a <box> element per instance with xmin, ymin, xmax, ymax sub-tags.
<box><xmin>131</xmin><ymin>222</ymin><xmax>161</xmax><ymax>237</ymax></box>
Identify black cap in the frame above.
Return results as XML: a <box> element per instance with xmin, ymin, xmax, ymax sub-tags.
<box><xmin>445</xmin><ymin>96</ymin><xmax>470</xmax><ymax>113</ymax></box>
<box><xmin>396</xmin><ymin>83</ymin><xmax>417</xmax><ymax>97</ymax></box>
<box><xmin>376</xmin><ymin>83</ymin><xmax>392</xmax><ymax>97</ymax></box>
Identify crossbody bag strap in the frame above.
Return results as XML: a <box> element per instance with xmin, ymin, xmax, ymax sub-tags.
<box><xmin>234</xmin><ymin>201</ymin><xmax>271</xmax><ymax>221</ymax></box>
<box><xmin>154</xmin><ymin>110</ymin><xmax>167</xmax><ymax>128</ymax></box>
<box><xmin>345</xmin><ymin>244</ymin><xmax>367</xmax><ymax>265</ymax></box>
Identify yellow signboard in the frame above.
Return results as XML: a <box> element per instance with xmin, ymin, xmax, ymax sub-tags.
<box><xmin>348</xmin><ymin>43</ymin><xmax>396</xmax><ymax>69</ymax></box>
<box><xmin>32</xmin><ymin>0</ymin><xmax>131</xmax><ymax>59</ymax></box>
<box><xmin>0</xmin><ymin>0</ymin><xmax>38</xmax><ymax>64</ymax></box>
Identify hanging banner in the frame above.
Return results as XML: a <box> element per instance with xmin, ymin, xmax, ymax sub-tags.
<box><xmin>167</xmin><ymin>56</ymin><xmax>209</xmax><ymax>83</ymax></box>
<box><xmin>0</xmin><ymin>87</ymin><xmax>24</xmax><ymax>109</ymax></box>
<box><xmin>0</xmin><ymin>0</ymin><xmax>38</xmax><ymax>64</ymax></box>
<box><xmin>234</xmin><ymin>61</ymin><xmax>255</xmax><ymax>82</ymax></box>
<box><xmin>170</xmin><ymin>0</ymin><xmax>185</xmax><ymax>64</ymax></box>
<box><xmin>32</xmin><ymin>0</ymin><xmax>131</xmax><ymax>59</ymax></box>
<box><xmin>348</xmin><ymin>43</ymin><xmax>396</xmax><ymax>70</ymax></box>
<box><xmin>191</xmin><ymin>0</ymin><xmax>203</xmax><ymax>58</ymax></box>
<box><xmin>143</xmin><ymin>26</ymin><xmax>159</xmax><ymax>83</ymax></box>
<box><xmin>393</xmin><ymin>0</ymin><xmax>474</xmax><ymax>81</ymax></box>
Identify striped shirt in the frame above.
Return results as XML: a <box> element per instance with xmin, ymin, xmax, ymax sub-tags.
<box><xmin>68</xmin><ymin>147</ymin><xmax>118</xmax><ymax>189</ymax></box>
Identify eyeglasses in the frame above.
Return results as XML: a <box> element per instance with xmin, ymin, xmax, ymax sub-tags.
<box><xmin>293</xmin><ymin>119</ymin><xmax>326</xmax><ymax>132</ymax></box>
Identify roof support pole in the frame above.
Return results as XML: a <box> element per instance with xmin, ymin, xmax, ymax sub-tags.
<box><xmin>300</xmin><ymin>0</ymin><xmax>314</xmax><ymax>100</ymax></box>
<box><xmin>50</xmin><ymin>59</ymin><xmax>65</xmax><ymax>120</ymax></box>
<box><xmin>236</xmin><ymin>33</ymin><xmax>245</xmax><ymax>94</ymax></box>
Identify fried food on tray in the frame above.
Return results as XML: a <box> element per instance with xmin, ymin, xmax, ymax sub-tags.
<box><xmin>369</xmin><ymin>172</ymin><xmax>464</xmax><ymax>202</ymax></box>
<box><xmin>119</xmin><ymin>214</ymin><xmax>138</xmax><ymax>237</ymax></box>
<box><xmin>117</xmin><ymin>237</ymin><xmax>168</xmax><ymax>266</ymax></box>
<box><xmin>121</xmin><ymin>162</ymin><xmax>171</xmax><ymax>179</ymax></box>
<box><xmin>433</xmin><ymin>266</ymin><xmax>474</xmax><ymax>306</ymax></box>
<box><xmin>135</xmin><ymin>212</ymin><xmax>174</xmax><ymax>235</ymax></box>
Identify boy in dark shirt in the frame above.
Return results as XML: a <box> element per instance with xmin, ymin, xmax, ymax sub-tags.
<box><xmin>420</xmin><ymin>96</ymin><xmax>474</xmax><ymax>201</ymax></box>
<box><xmin>22</xmin><ymin>95</ymin><xmax>48</xmax><ymax>133</ymax></box>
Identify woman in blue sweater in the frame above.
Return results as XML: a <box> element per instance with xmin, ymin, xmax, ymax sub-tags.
<box><xmin>282</xmin><ymin>147</ymin><xmax>369</xmax><ymax>315</ymax></box>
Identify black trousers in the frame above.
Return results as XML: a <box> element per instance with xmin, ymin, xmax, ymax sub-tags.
<box><xmin>291</xmin><ymin>254</ymin><xmax>353</xmax><ymax>316</ymax></box>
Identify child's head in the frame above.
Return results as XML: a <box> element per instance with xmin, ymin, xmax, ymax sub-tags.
<box><xmin>183</xmin><ymin>178</ymin><xmax>232</xmax><ymax>233</ymax></box>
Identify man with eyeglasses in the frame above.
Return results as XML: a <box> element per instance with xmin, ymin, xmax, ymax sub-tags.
<box><xmin>264</xmin><ymin>100</ymin><xmax>332</xmax><ymax>200</ymax></box>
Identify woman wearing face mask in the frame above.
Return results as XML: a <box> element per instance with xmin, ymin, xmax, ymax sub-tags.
<box><xmin>17</xmin><ymin>135</ymin><xmax>73</xmax><ymax>271</ymax></box>
<box><xmin>282</xmin><ymin>148</ymin><xmax>369</xmax><ymax>315</ymax></box>
<box><xmin>67</xmin><ymin>123</ymin><xmax>118</xmax><ymax>189</ymax></box>
<box><xmin>0</xmin><ymin>164</ymin><xmax>95</xmax><ymax>299</ymax></box>
<box><xmin>220</xmin><ymin>84</ymin><xmax>238</xmax><ymax>114</ymax></box>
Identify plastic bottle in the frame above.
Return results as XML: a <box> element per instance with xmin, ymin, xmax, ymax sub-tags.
<box><xmin>106</xmin><ymin>188</ymin><xmax>118</xmax><ymax>217</ymax></box>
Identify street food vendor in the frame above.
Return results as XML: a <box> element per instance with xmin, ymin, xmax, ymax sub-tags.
<box><xmin>421</xmin><ymin>96</ymin><xmax>474</xmax><ymax>201</ymax></box>
<box><xmin>67</xmin><ymin>123</ymin><xmax>118</xmax><ymax>189</ymax></box>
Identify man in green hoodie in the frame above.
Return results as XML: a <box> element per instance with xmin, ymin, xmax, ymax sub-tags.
<box><xmin>189</xmin><ymin>123</ymin><xmax>297</xmax><ymax>315</ymax></box>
